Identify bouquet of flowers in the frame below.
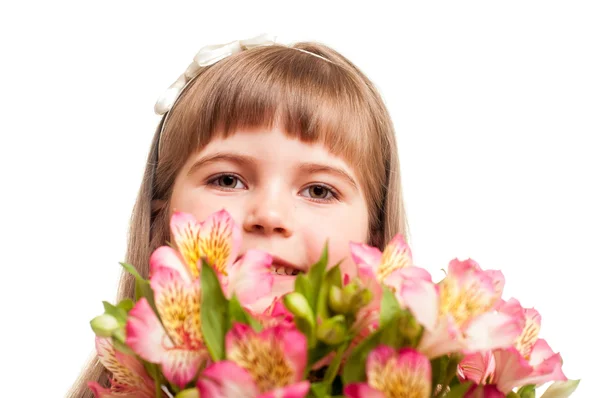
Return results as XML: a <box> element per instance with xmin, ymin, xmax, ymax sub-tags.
<box><xmin>88</xmin><ymin>210</ymin><xmax>578</xmax><ymax>398</ymax></box>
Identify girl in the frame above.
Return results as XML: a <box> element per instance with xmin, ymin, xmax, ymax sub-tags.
<box><xmin>69</xmin><ymin>34</ymin><xmax>409</xmax><ymax>397</ymax></box>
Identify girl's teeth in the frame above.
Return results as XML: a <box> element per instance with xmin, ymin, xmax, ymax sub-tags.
<box><xmin>270</xmin><ymin>264</ymin><xmax>300</xmax><ymax>276</ymax></box>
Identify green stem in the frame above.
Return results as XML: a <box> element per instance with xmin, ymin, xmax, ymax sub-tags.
<box><xmin>323</xmin><ymin>341</ymin><xmax>350</xmax><ymax>385</ymax></box>
<box><xmin>155</xmin><ymin>379</ymin><xmax>162</xmax><ymax>397</ymax></box>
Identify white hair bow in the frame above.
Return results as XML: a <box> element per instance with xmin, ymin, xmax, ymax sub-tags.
<box><xmin>154</xmin><ymin>33</ymin><xmax>277</xmax><ymax>115</ymax></box>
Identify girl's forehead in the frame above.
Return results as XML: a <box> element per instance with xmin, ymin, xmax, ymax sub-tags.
<box><xmin>191</xmin><ymin>127</ymin><xmax>360</xmax><ymax>176</ymax></box>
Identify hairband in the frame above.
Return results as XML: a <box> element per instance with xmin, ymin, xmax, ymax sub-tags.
<box><xmin>150</xmin><ymin>34</ymin><xmax>335</xmax><ymax>203</ymax></box>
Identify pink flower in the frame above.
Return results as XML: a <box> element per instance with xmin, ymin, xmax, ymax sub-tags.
<box><xmin>458</xmin><ymin>298</ymin><xmax>567</xmax><ymax>394</ymax></box>
<box><xmin>344</xmin><ymin>346</ymin><xmax>431</xmax><ymax>398</ymax></box>
<box><xmin>417</xmin><ymin>259</ymin><xmax>523</xmax><ymax>358</ymax></box>
<box><xmin>88</xmin><ymin>337</ymin><xmax>155</xmax><ymax>398</ymax></box>
<box><xmin>350</xmin><ymin>235</ymin><xmax>438</xmax><ymax>331</ymax></box>
<box><xmin>150</xmin><ymin>210</ymin><xmax>274</xmax><ymax>306</ymax></box>
<box><xmin>125</xmin><ymin>267</ymin><xmax>208</xmax><ymax>388</ymax></box>
<box><xmin>196</xmin><ymin>323</ymin><xmax>309</xmax><ymax>397</ymax></box>
<box><xmin>465</xmin><ymin>384</ymin><xmax>505</xmax><ymax>398</ymax></box>
<box><xmin>254</xmin><ymin>296</ymin><xmax>295</xmax><ymax>329</ymax></box>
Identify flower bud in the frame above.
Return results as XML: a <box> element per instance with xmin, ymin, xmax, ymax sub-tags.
<box><xmin>90</xmin><ymin>314</ymin><xmax>119</xmax><ymax>337</ymax></box>
<box><xmin>328</xmin><ymin>285</ymin><xmax>346</xmax><ymax>314</ymax></box>
<box><xmin>284</xmin><ymin>292</ymin><xmax>314</xmax><ymax>325</ymax></box>
<box><xmin>175</xmin><ymin>388</ymin><xmax>200</xmax><ymax>398</ymax></box>
<box><xmin>341</xmin><ymin>280</ymin><xmax>361</xmax><ymax>298</ymax></box>
<box><xmin>316</xmin><ymin>315</ymin><xmax>347</xmax><ymax>345</ymax></box>
<box><xmin>398</xmin><ymin>311</ymin><xmax>423</xmax><ymax>342</ymax></box>
<box><xmin>348</xmin><ymin>287</ymin><xmax>373</xmax><ymax>312</ymax></box>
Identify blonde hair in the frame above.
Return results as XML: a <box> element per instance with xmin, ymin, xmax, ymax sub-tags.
<box><xmin>68</xmin><ymin>40</ymin><xmax>409</xmax><ymax>397</ymax></box>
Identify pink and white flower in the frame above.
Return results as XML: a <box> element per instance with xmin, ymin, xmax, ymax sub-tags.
<box><xmin>458</xmin><ymin>298</ymin><xmax>567</xmax><ymax>394</ymax></box>
<box><xmin>417</xmin><ymin>259</ymin><xmax>523</xmax><ymax>358</ymax></box>
<box><xmin>150</xmin><ymin>210</ymin><xmax>273</xmax><ymax>306</ymax></box>
<box><xmin>197</xmin><ymin>323</ymin><xmax>309</xmax><ymax>398</ymax></box>
<box><xmin>344</xmin><ymin>346</ymin><xmax>432</xmax><ymax>398</ymax></box>
<box><xmin>88</xmin><ymin>337</ymin><xmax>156</xmax><ymax>398</ymax></box>
<box><xmin>350</xmin><ymin>235</ymin><xmax>438</xmax><ymax>332</ymax></box>
<box><xmin>125</xmin><ymin>267</ymin><xmax>207</xmax><ymax>388</ymax></box>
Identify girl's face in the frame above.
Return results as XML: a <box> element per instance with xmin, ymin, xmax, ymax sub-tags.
<box><xmin>170</xmin><ymin>126</ymin><xmax>370</xmax><ymax>309</ymax></box>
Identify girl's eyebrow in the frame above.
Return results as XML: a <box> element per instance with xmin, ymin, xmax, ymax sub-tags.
<box><xmin>297</xmin><ymin>163</ymin><xmax>359</xmax><ymax>192</ymax></box>
<box><xmin>186</xmin><ymin>152</ymin><xmax>258</xmax><ymax>176</ymax></box>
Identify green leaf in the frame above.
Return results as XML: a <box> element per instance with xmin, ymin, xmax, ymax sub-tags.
<box><xmin>295</xmin><ymin>273</ymin><xmax>311</xmax><ymax>298</ymax></box>
<box><xmin>323</xmin><ymin>341</ymin><xmax>350</xmax><ymax>385</ymax></box>
<box><xmin>342</xmin><ymin>326</ymin><xmax>386</xmax><ymax>384</ymax></box>
<box><xmin>309</xmin><ymin>382</ymin><xmax>330</xmax><ymax>398</ymax></box>
<box><xmin>379</xmin><ymin>316</ymin><xmax>403</xmax><ymax>348</ymax></box>
<box><xmin>102</xmin><ymin>301</ymin><xmax>128</xmax><ymax>326</ymax></box>
<box><xmin>305</xmin><ymin>242</ymin><xmax>329</xmax><ymax>311</ymax></box>
<box><xmin>444</xmin><ymin>382</ymin><xmax>473</xmax><ymax>398</ymax></box>
<box><xmin>200</xmin><ymin>260</ymin><xmax>229</xmax><ymax>361</ymax></box>
<box><xmin>326</xmin><ymin>262</ymin><xmax>342</xmax><ymax>288</ymax></box>
<box><xmin>116</xmin><ymin>298</ymin><xmax>134</xmax><ymax>313</ymax></box>
<box><xmin>120</xmin><ymin>263</ymin><xmax>156</xmax><ymax>310</ymax></box>
<box><xmin>284</xmin><ymin>293</ymin><xmax>316</xmax><ymax>348</ymax></box>
<box><xmin>380</xmin><ymin>286</ymin><xmax>401</xmax><ymax>325</ymax></box>
<box><xmin>540</xmin><ymin>379</ymin><xmax>580</xmax><ymax>398</ymax></box>
<box><xmin>517</xmin><ymin>384</ymin><xmax>536</xmax><ymax>398</ymax></box>
<box><xmin>229</xmin><ymin>295</ymin><xmax>262</xmax><ymax>332</ymax></box>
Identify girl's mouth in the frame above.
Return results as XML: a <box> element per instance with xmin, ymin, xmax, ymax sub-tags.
<box><xmin>235</xmin><ymin>253</ymin><xmax>306</xmax><ymax>276</ymax></box>
<box><xmin>269</xmin><ymin>255</ymin><xmax>305</xmax><ymax>276</ymax></box>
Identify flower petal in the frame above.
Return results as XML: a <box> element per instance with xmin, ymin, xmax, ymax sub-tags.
<box><xmin>492</xmin><ymin>348</ymin><xmax>534</xmax><ymax>394</ymax></box>
<box><xmin>162</xmin><ymin>349</ymin><xmax>208</xmax><ymax>389</ymax></box>
<box><xmin>517</xmin><ymin>339</ymin><xmax>567</xmax><ymax>387</ymax></box>
<box><xmin>227</xmin><ymin>249</ymin><xmax>274</xmax><ymax>305</ymax></box>
<box><xmin>377</xmin><ymin>234</ymin><xmax>413</xmax><ymax>282</ymax></box>
<box><xmin>150</xmin><ymin>266</ymin><xmax>203</xmax><ymax>349</ymax></box>
<box><xmin>366</xmin><ymin>346</ymin><xmax>431</xmax><ymax>397</ymax></box>
<box><xmin>459</xmin><ymin>352</ymin><xmax>494</xmax><ymax>384</ymax></box>
<box><xmin>125</xmin><ymin>298</ymin><xmax>171</xmax><ymax>364</ymax></box>
<box><xmin>198</xmin><ymin>209</ymin><xmax>242</xmax><ymax>275</ymax></box>
<box><xmin>418</xmin><ymin>315</ymin><xmax>463</xmax><ymax>358</ymax></box>
<box><xmin>149</xmin><ymin>245</ymin><xmax>191</xmax><ymax>282</ymax></box>
<box><xmin>398</xmin><ymin>273</ymin><xmax>438</xmax><ymax>331</ymax></box>
<box><xmin>257</xmin><ymin>381</ymin><xmax>310</xmax><ymax>398</ymax></box>
<box><xmin>464</xmin><ymin>312</ymin><xmax>523</xmax><ymax>353</ymax></box>
<box><xmin>92</xmin><ymin>337</ymin><xmax>154</xmax><ymax>397</ymax></box>
<box><xmin>170</xmin><ymin>211</ymin><xmax>205</xmax><ymax>279</ymax></box>
<box><xmin>439</xmin><ymin>260</ymin><xmax>504</xmax><ymax>327</ymax></box>
<box><xmin>198</xmin><ymin>360</ymin><xmax>258</xmax><ymax>398</ymax></box>
<box><xmin>226</xmin><ymin>323</ymin><xmax>307</xmax><ymax>392</ymax></box>
<box><xmin>465</xmin><ymin>384</ymin><xmax>505</xmax><ymax>398</ymax></box>
<box><xmin>344</xmin><ymin>383</ymin><xmax>386</xmax><ymax>398</ymax></box>
<box><xmin>350</xmin><ymin>241</ymin><xmax>383</xmax><ymax>270</ymax></box>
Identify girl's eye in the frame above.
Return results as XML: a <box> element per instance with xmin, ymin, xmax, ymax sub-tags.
<box><xmin>300</xmin><ymin>184</ymin><xmax>339</xmax><ymax>202</ymax></box>
<box><xmin>208</xmin><ymin>174</ymin><xmax>246</xmax><ymax>190</ymax></box>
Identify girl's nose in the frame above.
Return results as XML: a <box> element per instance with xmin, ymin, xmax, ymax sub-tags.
<box><xmin>243</xmin><ymin>187</ymin><xmax>293</xmax><ymax>237</ymax></box>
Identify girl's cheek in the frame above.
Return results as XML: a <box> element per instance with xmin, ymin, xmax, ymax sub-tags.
<box><xmin>302</xmin><ymin>226</ymin><xmax>359</xmax><ymax>279</ymax></box>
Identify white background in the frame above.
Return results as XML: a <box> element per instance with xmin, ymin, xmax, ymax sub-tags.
<box><xmin>1</xmin><ymin>1</ymin><xmax>598</xmax><ymax>397</ymax></box>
